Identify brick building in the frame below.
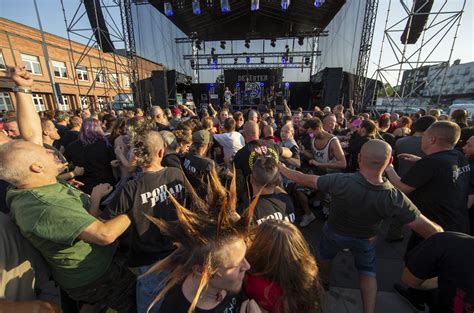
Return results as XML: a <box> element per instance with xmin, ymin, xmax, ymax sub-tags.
<box><xmin>0</xmin><ymin>18</ymin><xmax>164</xmax><ymax>112</ymax></box>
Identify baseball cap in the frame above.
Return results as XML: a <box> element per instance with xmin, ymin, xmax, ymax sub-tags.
<box><xmin>192</xmin><ymin>130</ymin><xmax>210</xmax><ymax>145</ymax></box>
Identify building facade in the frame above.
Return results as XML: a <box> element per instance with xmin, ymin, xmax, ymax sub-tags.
<box><xmin>0</xmin><ymin>18</ymin><xmax>164</xmax><ymax>112</ymax></box>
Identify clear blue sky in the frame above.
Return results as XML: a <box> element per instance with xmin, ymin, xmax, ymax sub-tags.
<box><xmin>1</xmin><ymin>0</ymin><xmax>473</xmax><ymax>84</ymax></box>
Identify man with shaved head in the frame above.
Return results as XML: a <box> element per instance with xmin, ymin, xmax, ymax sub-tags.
<box><xmin>279</xmin><ymin>139</ymin><xmax>442</xmax><ymax>313</ymax></box>
<box><xmin>106</xmin><ymin>124</ymin><xmax>187</xmax><ymax>312</ymax></box>
<box><xmin>385</xmin><ymin>121</ymin><xmax>472</xmax><ymax>310</ymax></box>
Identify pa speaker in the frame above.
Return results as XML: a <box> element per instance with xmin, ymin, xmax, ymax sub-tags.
<box><xmin>401</xmin><ymin>0</ymin><xmax>434</xmax><ymax>44</ymax></box>
<box><xmin>84</xmin><ymin>0</ymin><xmax>115</xmax><ymax>53</ymax></box>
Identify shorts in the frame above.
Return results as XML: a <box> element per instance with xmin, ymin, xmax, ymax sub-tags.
<box><xmin>317</xmin><ymin>223</ymin><xmax>377</xmax><ymax>277</ymax></box>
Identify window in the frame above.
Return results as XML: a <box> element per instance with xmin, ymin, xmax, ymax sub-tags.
<box><xmin>0</xmin><ymin>92</ymin><xmax>13</xmax><ymax>111</ymax></box>
<box><xmin>111</xmin><ymin>73</ymin><xmax>118</xmax><ymax>83</ymax></box>
<box><xmin>21</xmin><ymin>54</ymin><xmax>42</xmax><ymax>75</ymax></box>
<box><xmin>80</xmin><ymin>96</ymin><xmax>90</xmax><ymax>108</ymax></box>
<box><xmin>95</xmin><ymin>69</ymin><xmax>106</xmax><ymax>83</ymax></box>
<box><xmin>0</xmin><ymin>52</ymin><xmax>6</xmax><ymax>71</ymax></box>
<box><xmin>97</xmin><ymin>96</ymin><xmax>108</xmax><ymax>110</ymax></box>
<box><xmin>124</xmin><ymin>74</ymin><xmax>130</xmax><ymax>87</ymax></box>
<box><xmin>59</xmin><ymin>95</ymin><xmax>70</xmax><ymax>111</ymax></box>
<box><xmin>76</xmin><ymin>65</ymin><xmax>89</xmax><ymax>81</ymax></box>
<box><xmin>52</xmin><ymin>60</ymin><xmax>68</xmax><ymax>78</ymax></box>
<box><xmin>31</xmin><ymin>93</ymin><xmax>45</xmax><ymax>112</ymax></box>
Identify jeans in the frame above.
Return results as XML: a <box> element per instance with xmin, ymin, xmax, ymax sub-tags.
<box><xmin>317</xmin><ymin>223</ymin><xmax>377</xmax><ymax>277</ymax></box>
<box><xmin>136</xmin><ymin>265</ymin><xmax>168</xmax><ymax>313</ymax></box>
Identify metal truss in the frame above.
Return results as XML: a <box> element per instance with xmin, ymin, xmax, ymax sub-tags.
<box><xmin>195</xmin><ymin>63</ymin><xmax>312</xmax><ymax>70</ymax></box>
<box><xmin>370</xmin><ymin>0</ymin><xmax>466</xmax><ymax>112</ymax></box>
<box><xmin>183</xmin><ymin>51</ymin><xmax>321</xmax><ymax>60</ymax></box>
<box><xmin>60</xmin><ymin>0</ymin><xmax>137</xmax><ymax>109</ymax></box>
<box><xmin>354</xmin><ymin>0</ymin><xmax>379</xmax><ymax>112</ymax></box>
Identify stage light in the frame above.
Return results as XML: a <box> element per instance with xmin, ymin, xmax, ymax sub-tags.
<box><xmin>220</xmin><ymin>41</ymin><xmax>226</xmax><ymax>49</ymax></box>
<box><xmin>284</xmin><ymin>82</ymin><xmax>290</xmax><ymax>89</ymax></box>
<box><xmin>298</xmin><ymin>37</ymin><xmax>304</xmax><ymax>46</ymax></box>
<box><xmin>220</xmin><ymin>0</ymin><xmax>231</xmax><ymax>13</ymax></box>
<box><xmin>164</xmin><ymin>2</ymin><xmax>173</xmax><ymax>16</ymax></box>
<box><xmin>314</xmin><ymin>0</ymin><xmax>325</xmax><ymax>8</ymax></box>
<box><xmin>192</xmin><ymin>0</ymin><xmax>201</xmax><ymax>14</ymax></box>
<box><xmin>211</xmin><ymin>47</ymin><xmax>216</xmax><ymax>55</ymax></box>
<box><xmin>289</xmin><ymin>56</ymin><xmax>293</xmax><ymax>63</ymax></box>
<box><xmin>282</xmin><ymin>56</ymin><xmax>287</xmax><ymax>64</ymax></box>
<box><xmin>260</xmin><ymin>57</ymin><xmax>265</xmax><ymax>64</ymax></box>
<box><xmin>234</xmin><ymin>57</ymin><xmax>238</xmax><ymax>65</ymax></box>
<box><xmin>246</xmin><ymin>56</ymin><xmax>250</xmax><ymax>64</ymax></box>
<box><xmin>281</xmin><ymin>0</ymin><xmax>290</xmax><ymax>10</ymax></box>
<box><xmin>260</xmin><ymin>82</ymin><xmax>264</xmax><ymax>87</ymax></box>
<box><xmin>251</xmin><ymin>0</ymin><xmax>259</xmax><ymax>11</ymax></box>
<box><xmin>270</xmin><ymin>39</ymin><xmax>276</xmax><ymax>48</ymax></box>
<box><xmin>207</xmin><ymin>57</ymin><xmax>211</xmax><ymax>65</ymax></box>
<box><xmin>304</xmin><ymin>56</ymin><xmax>310</xmax><ymax>65</ymax></box>
<box><xmin>236</xmin><ymin>82</ymin><xmax>240</xmax><ymax>87</ymax></box>
<box><xmin>190</xmin><ymin>60</ymin><xmax>195</xmax><ymax>69</ymax></box>
<box><xmin>245</xmin><ymin>39</ymin><xmax>250</xmax><ymax>49</ymax></box>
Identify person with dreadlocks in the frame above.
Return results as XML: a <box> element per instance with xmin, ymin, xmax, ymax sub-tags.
<box><xmin>143</xmin><ymin>168</ymin><xmax>262</xmax><ymax>313</ymax></box>
<box><xmin>106</xmin><ymin>122</ymin><xmax>187</xmax><ymax>313</ymax></box>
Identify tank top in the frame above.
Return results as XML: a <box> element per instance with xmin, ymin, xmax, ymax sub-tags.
<box><xmin>311</xmin><ymin>136</ymin><xmax>339</xmax><ymax>172</ymax></box>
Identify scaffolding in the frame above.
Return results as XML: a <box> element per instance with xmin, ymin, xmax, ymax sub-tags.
<box><xmin>370</xmin><ymin>0</ymin><xmax>466</xmax><ymax>112</ymax></box>
<box><xmin>60</xmin><ymin>0</ymin><xmax>138</xmax><ymax>110</ymax></box>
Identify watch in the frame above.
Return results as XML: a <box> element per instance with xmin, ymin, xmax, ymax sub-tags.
<box><xmin>12</xmin><ymin>86</ymin><xmax>32</xmax><ymax>94</ymax></box>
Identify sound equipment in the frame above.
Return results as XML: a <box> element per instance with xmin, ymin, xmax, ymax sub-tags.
<box><xmin>151</xmin><ymin>70</ymin><xmax>168</xmax><ymax>109</ymax></box>
<box><xmin>400</xmin><ymin>0</ymin><xmax>434</xmax><ymax>44</ymax></box>
<box><xmin>84</xmin><ymin>0</ymin><xmax>115</xmax><ymax>53</ymax></box>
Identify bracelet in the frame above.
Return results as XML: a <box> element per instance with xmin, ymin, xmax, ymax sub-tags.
<box><xmin>12</xmin><ymin>87</ymin><xmax>32</xmax><ymax>94</ymax></box>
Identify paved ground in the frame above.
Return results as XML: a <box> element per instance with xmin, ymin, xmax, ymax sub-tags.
<box><xmin>300</xmin><ymin>217</ymin><xmax>423</xmax><ymax>313</ymax></box>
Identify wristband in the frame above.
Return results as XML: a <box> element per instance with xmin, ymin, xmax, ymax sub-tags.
<box><xmin>12</xmin><ymin>87</ymin><xmax>32</xmax><ymax>94</ymax></box>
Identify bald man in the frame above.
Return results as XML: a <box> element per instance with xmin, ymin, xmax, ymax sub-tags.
<box><xmin>2</xmin><ymin>67</ymin><xmax>136</xmax><ymax>312</ymax></box>
<box><xmin>279</xmin><ymin>140</ymin><xmax>442</xmax><ymax>313</ymax></box>
<box><xmin>234</xmin><ymin>121</ymin><xmax>292</xmax><ymax>178</ymax></box>
<box><xmin>106</xmin><ymin>128</ymin><xmax>187</xmax><ymax>313</ymax></box>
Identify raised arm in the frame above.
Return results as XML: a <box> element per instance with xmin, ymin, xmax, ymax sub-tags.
<box><xmin>278</xmin><ymin>163</ymin><xmax>319</xmax><ymax>190</ymax></box>
<box><xmin>10</xmin><ymin>67</ymin><xmax>42</xmax><ymax>146</ymax></box>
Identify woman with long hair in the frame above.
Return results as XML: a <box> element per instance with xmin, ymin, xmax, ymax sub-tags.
<box><xmin>64</xmin><ymin>118</ymin><xmax>116</xmax><ymax>194</ymax></box>
<box><xmin>245</xmin><ymin>220</ymin><xmax>323</xmax><ymax>313</ymax></box>
<box><xmin>392</xmin><ymin>116</ymin><xmax>412</xmax><ymax>138</ymax></box>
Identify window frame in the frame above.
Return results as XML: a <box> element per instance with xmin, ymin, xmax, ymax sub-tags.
<box><xmin>21</xmin><ymin>53</ymin><xmax>42</xmax><ymax>75</ymax></box>
<box><xmin>59</xmin><ymin>95</ymin><xmax>70</xmax><ymax>111</ymax></box>
<box><xmin>31</xmin><ymin>93</ymin><xmax>46</xmax><ymax>112</ymax></box>
<box><xmin>76</xmin><ymin>65</ymin><xmax>89</xmax><ymax>81</ymax></box>
<box><xmin>0</xmin><ymin>92</ymin><xmax>14</xmax><ymax>111</ymax></box>
<box><xmin>0</xmin><ymin>51</ymin><xmax>6</xmax><ymax>71</ymax></box>
<box><xmin>52</xmin><ymin>60</ymin><xmax>68</xmax><ymax>79</ymax></box>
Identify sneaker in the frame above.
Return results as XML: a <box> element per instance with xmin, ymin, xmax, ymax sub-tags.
<box><xmin>393</xmin><ymin>283</ymin><xmax>426</xmax><ymax>312</ymax></box>
<box><xmin>299</xmin><ymin>213</ymin><xmax>316</xmax><ymax>227</ymax></box>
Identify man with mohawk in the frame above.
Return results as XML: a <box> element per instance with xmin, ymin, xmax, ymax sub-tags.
<box><xmin>144</xmin><ymin>169</ymin><xmax>262</xmax><ymax>313</ymax></box>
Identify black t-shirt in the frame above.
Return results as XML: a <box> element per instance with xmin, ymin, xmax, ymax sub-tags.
<box><xmin>159</xmin><ymin>283</ymin><xmax>241</xmax><ymax>313</ymax></box>
<box><xmin>182</xmin><ymin>152</ymin><xmax>216</xmax><ymax>198</ymax></box>
<box><xmin>252</xmin><ymin>192</ymin><xmax>296</xmax><ymax>225</ymax></box>
<box><xmin>233</xmin><ymin>140</ymin><xmax>283</xmax><ymax>177</ymax></box>
<box><xmin>108</xmin><ymin>168</ymin><xmax>186</xmax><ymax>267</ymax></box>
<box><xmin>347</xmin><ymin>135</ymin><xmax>370</xmax><ymax>172</ymax></box>
<box><xmin>406</xmin><ymin>232</ymin><xmax>474</xmax><ymax>313</ymax></box>
<box><xmin>0</xmin><ymin>180</ymin><xmax>10</xmax><ymax>214</ymax></box>
<box><xmin>61</xmin><ymin>130</ymin><xmax>79</xmax><ymax>149</ymax></box>
<box><xmin>401</xmin><ymin>149</ymin><xmax>472</xmax><ymax>233</ymax></box>
<box><xmin>162</xmin><ymin>153</ymin><xmax>182</xmax><ymax>169</ymax></box>
<box><xmin>55</xmin><ymin>123</ymin><xmax>69</xmax><ymax>138</ymax></box>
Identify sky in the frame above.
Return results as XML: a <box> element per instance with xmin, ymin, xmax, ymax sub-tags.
<box><xmin>0</xmin><ymin>0</ymin><xmax>473</xmax><ymax>85</ymax></box>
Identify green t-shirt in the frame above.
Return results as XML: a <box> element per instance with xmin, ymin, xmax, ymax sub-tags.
<box><xmin>317</xmin><ymin>172</ymin><xmax>420</xmax><ymax>238</ymax></box>
<box><xmin>7</xmin><ymin>181</ymin><xmax>116</xmax><ymax>289</ymax></box>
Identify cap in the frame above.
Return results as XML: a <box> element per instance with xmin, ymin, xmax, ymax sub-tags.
<box><xmin>192</xmin><ymin>130</ymin><xmax>210</xmax><ymax>145</ymax></box>
<box><xmin>171</xmin><ymin>107</ymin><xmax>182</xmax><ymax>116</ymax></box>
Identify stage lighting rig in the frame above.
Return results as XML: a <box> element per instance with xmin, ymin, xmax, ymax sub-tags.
<box><xmin>220</xmin><ymin>41</ymin><xmax>226</xmax><ymax>49</ymax></box>
<box><xmin>234</xmin><ymin>57</ymin><xmax>238</xmax><ymax>65</ymax></box>
<box><xmin>251</xmin><ymin>0</ymin><xmax>259</xmax><ymax>11</ymax></box>
<box><xmin>190</xmin><ymin>60</ymin><xmax>195</xmax><ymax>69</ymax></box>
<box><xmin>195</xmin><ymin>39</ymin><xmax>202</xmax><ymax>50</ymax></box>
<box><xmin>304</xmin><ymin>56</ymin><xmax>310</xmax><ymax>65</ymax></box>
<box><xmin>207</xmin><ymin>57</ymin><xmax>211</xmax><ymax>65</ymax></box>
<box><xmin>220</xmin><ymin>0</ymin><xmax>231</xmax><ymax>13</ymax></box>
<box><xmin>244</xmin><ymin>39</ymin><xmax>251</xmax><ymax>49</ymax></box>
<box><xmin>298</xmin><ymin>37</ymin><xmax>304</xmax><ymax>46</ymax></box>
<box><xmin>164</xmin><ymin>2</ymin><xmax>173</xmax><ymax>16</ymax></box>
<box><xmin>246</xmin><ymin>56</ymin><xmax>250</xmax><ymax>64</ymax></box>
<box><xmin>260</xmin><ymin>57</ymin><xmax>265</xmax><ymax>64</ymax></box>
<box><xmin>192</xmin><ymin>0</ymin><xmax>201</xmax><ymax>14</ymax></box>
<box><xmin>314</xmin><ymin>0</ymin><xmax>325</xmax><ymax>8</ymax></box>
<box><xmin>270</xmin><ymin>39</ymin><xmax>276</xmax><ymax>48</ymax></box>
<box><xmin>281</xmin><ymin>0</ymin><xmax>290</xmax><ymax>10</ymax></box>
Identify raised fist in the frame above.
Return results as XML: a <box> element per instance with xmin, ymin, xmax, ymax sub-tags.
<box><xmin>9</xmin><ymin>66</ymin><xmax>34</xmax><ymax>88</ymax></box>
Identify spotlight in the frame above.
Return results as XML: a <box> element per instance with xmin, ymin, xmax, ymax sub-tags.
<box><xmin>245</xmin><ymin>39</ymin><xmax>250</xmax><ymax>49</ymax></box>
<box><xmin>251</xmin><ymin>0</ymin><xmax>259</xmax><ymax>11</ymax></box>
<box><xmin>314</xmin><ymin>0</ymin><xmax>325</xmax><ymax>8</ymax></box>
<box><xmin>164</xmin><ymin>2</ymin><xmax>173</xmax><ymax>16</ymax></box>
<box><xmin>207</xmin><ymin>57</ymin><xmax>211</xmax><ymax>65</ymax></box>
<box><xmin>190</xmin><ymin>60</ymin><xmax>195</xmax><ymax>69</ymax></box>
<box><xmin>281</xmin><ymin>0</ymin><xmax>290</xmax><ymax>10</ymax></box>
<box><xmin>246</xmin><ymin>56</ymin><xmax>250</xmax><ymax>64</ymax></box>
<box><xmin>260</xmin><ymin>57</ymin><xmax>265</xmax><ymax>64</ymax></box>
<box><xmin>192</xmin><ymin>0</ymin><xmax>201</xmax><ymax>14</ymax></box>
<box><xmin>284</xmin><ymin>82</ymin><xmax>290</xmax><ymax>89</ymax></box>
<box><xmin>234</xmin><ymin>57</ymin><xmax>238</xmax><ymax>65</ymax></box>
<box><xmin>270</xmin><ymin>39</ymin><xmax>276</xmax><ymax>48</ymax></box>
<box><xmin>211</xmin><ymin>47</ymin><xmax>216</xmax><ymax>55</ymax></box>
<box><xmin>220</xmin><ymin>41</ymin><xmax>226</xmax><ymax>49</ymax></box>
<box><xmin>289</xmin><ymin>56</ymin><xmax>293</xmax><ymax>63</ymax></box>
<box><xmin>304</xmin><ymin>56</ymin><xmax>310</xmax><ymax>65</ymax></box>
<box><xmin>213</xmin><ymin>57</ymin><xmax>218</xmax><ymax>65</ymax></box>
<box><xmin>220</xmin><ymin>0</ymin><xmax>231</xmax><ymax>13</ymax></box>
<box><xmin>298</xmin><ymin>37</ymin><xmax>304</xmax><ymax>46</ymax></box>
<box><xmin>282</xmin><ymin>56</ymin><xmax>287</xmax><ymax>64</ymax></box>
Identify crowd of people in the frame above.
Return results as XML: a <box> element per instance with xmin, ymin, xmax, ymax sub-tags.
<box><xmin>0</xmin><ymin>66</ymin><xmax>473</xmax><ymax>313</ymax></box>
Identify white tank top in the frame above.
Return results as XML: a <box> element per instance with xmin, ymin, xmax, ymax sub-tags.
<box><xmin>311</xmin><ymin>136</ymin><xmax>338</xmax><ymax>171</ymax></box>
